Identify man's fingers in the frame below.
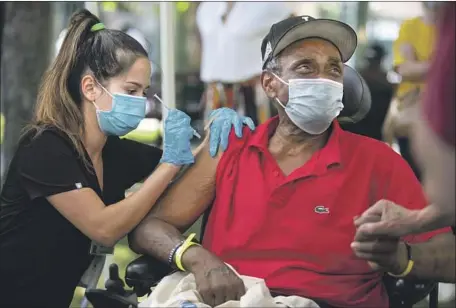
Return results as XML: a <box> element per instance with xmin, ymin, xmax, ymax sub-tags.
<box><xmin>352</xmin><ymin>250</ymin><xmax>388</xmax><ymax>266</ymax></box>
<box><xmin>199</xmin><ymin>288</ymin><xmax>215</xmax><ymax>307</ymax></box>
<box><xmin>236</xmin><ymin>280</ymin><xmax>246</xmax><ymax>299</ymax></box>
<box><xmin>351</xmin><ymin>239</ymin><xmax>397</xmax><ymax>254</ymax></box>
<box><xmin>213</xmin><ymin>287</ymin><xmax>227</xmax><ymax>307</ymax></box>
<box><xmin>222</xmin><ymin>288</ymin><xmax>236</xmax><ymax>304</ymax></box>
<box><xmin>358</xmin><ymin>221</ymin><xmax>405</xmax><ymax>238</ymax></box>
<box><xmin>354</xmin><ymin>212</ymin><xmax>382</xmax><ymax>229</ymax></box>
<box><xmin>354</xmin><ymin>219</ymin><xmax>391</xmax><ymax>242</ymax></box>
<box><xmin>355</xmin><ymin>201</ymin><xmax>386</xmax><ymax>225</ymax></box>
<box><xmin>197</xmin><ymin>286</ymin><xmax>209</xmax><ymax>305</ymax></box>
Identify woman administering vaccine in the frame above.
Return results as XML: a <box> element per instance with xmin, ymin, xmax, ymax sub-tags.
<box><xmin>0</xmin><ymin>9</ymin><xmax>254</xmax><ymax>308</ymax></box>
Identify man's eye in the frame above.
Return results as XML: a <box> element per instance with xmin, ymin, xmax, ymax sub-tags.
<box><xmin>127</xmin><ymin>89</ymin><xmax>137</xmax><ymax>95</ymax></box>
<box><xmin>330</xmin><ymin>67</ymin><xmax>342</xmax><ymax>74</ymax></box>
<box><xmin>298</xmin><ymin>64</ymin><xmax>311</xmax><ymax>70</ymax></box>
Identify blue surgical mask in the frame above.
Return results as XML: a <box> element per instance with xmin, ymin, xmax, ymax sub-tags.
<box><xmin>272</xmin><ymin>74</ymin><xmax>344</xmax><ymax>135</ymax></box>
<box><xmin>94</xmin><ymin>85</ymin><xmax>147</xmax><ymax>136</ymax></box>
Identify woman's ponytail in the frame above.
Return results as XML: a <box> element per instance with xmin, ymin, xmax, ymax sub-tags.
<box><xmin>26</xmin><ymin>10</ymin><xmax>101</xmax><ymax>167</ymax></box>
<box><xmin>24</xmin><ymin>9</ymin><xmax>148</xmax><ymax>169</ymax></box>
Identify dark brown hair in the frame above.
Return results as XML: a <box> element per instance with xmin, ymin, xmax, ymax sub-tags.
<box><xmin>23</xmin><ymin>9</ymin><xmax>148</xmax><ymax>167</ymax></box>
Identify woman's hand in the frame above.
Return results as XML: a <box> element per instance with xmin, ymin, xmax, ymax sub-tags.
<box><xmin>160</xmin><ymin>109</ymin><xmax>196</xmax><ymax>166</ymax></box>
<box><xmin>207</xmin><ymin>108</ymin><xmax>256</xmax><ymax>157</ymax></box>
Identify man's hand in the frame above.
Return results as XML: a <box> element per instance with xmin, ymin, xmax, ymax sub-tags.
<box><xmin>353</xmin><ymin>199</ymin><xmax>423</xmax><ymax>238</ymax></box>
<box><xmin>184</xmin><ymin>246</ymin><xmax>246</xmax><ymax>306</ymax></box>
<box><xmin>351</xmin><ymin>213</ymin><xmax>409</xmax><ymax>273</ymax></box>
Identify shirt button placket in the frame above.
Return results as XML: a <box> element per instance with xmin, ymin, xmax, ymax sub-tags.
<box><xmin>270</xmin><ymin>184</ymin><xmax>293</xmax><ymax>208</ymax></box>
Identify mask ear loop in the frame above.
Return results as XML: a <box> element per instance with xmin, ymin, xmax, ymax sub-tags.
<box><xmin>270</xmin><ymin>71</ymin><xmax>289</xmax><ymax>86</ymax></box>
<box><xmin>266</xmin><ymin>71</ymin><xmax>288</xmax><ymax>109</ymax></box>
<box><xmin>275</xmin><ymin>97</ymin><xmax>286</xmax><ymax>109</ymax></box>
<box><xmin>92</xmin><ymin>81</ymin><xmax>113</xmax><ymax>111</ymax></box>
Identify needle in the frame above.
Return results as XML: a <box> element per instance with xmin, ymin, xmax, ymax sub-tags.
<box><xmin>154</xmin><ymin>94</ymin><xmax>201</xmax><ymax>139</ymax></box>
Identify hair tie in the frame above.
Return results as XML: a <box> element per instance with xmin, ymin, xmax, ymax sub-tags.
<box><xmin>91</xmin><ymin>23</ymin><xmax>105</xmax><ymax>32</ymax></box>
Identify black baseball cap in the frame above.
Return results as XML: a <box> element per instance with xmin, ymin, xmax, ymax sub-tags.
<box><xmin>261</xmin><ymin>15</ymin><xmax>358</xmax><ymax>69</ymax></box>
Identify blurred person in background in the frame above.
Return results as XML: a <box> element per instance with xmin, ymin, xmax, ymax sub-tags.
<box><xmin>196</xmin><ymin>1</ymin><xmax>293</xmax><ymax>126</ymax></box>
<box><xmin>341</xmin><ymin>43</ymin><xmax>395</xmax><ymax>140</ymax></box>
<box><xmin>0</xmin><ymin>9</ymin><xmax>253</xmax><ymax>308</ymax></box>
<box><xmin>352</xmin><ymin>2</ymin><xmax>455</xmax><ymax>285</ymax></box>
<box><xmin>382</xmin><ymin>1</ymin><xmax>441</xmax><ymax>180</ymax></box>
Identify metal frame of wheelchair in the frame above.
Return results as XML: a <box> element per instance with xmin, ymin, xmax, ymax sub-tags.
<box><xmin>85</xmin><ymin>65</ymin><xmax>439</xmax><ymax>308</ymax></box>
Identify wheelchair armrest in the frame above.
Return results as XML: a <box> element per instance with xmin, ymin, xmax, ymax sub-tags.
<box><xmin>125</xmin><ymin>255</ymin><xmax>174</xmax><ymax>297</ymax></box>
<box><xmin>383</xmin><ymin>274</ymin><xmax>437</xmax><ymax>307</ymax></box>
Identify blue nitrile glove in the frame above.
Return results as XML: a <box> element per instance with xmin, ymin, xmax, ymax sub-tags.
<box><xmin>160</xmin><ymin>109</ymin><xmax>195</xmax><ymax>166</ymax></box>
<box><xmin>208</xmin><ymin>108</ymin><xmax>256</xmax><ymax>157</ymax></box>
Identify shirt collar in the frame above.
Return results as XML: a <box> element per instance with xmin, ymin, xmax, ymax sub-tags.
<box><xmin>247</xmin><ymin>116</ymin><xmax>343</xmax><ymax>169</ymax></box>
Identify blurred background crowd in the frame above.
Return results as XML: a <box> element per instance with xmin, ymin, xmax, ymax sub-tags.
<box><xmin>0</xmin><ymin>1</ymin><xmax>454</xmax><ymax>307</ymax></box>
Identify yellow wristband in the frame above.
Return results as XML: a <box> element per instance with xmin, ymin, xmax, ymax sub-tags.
<box><xmin>175</xmin><ymin>233</ymin><xmax>200</xmax><ymax>271</ymax></box>
<box><xmin>388</xmin><ymin>242</ymin><xmax>414</xmax><ymax>278</ymax></box>
<box><xmin>388</xmin><ymin>259</ymin><xmax>415</xmax><ymax>278</ymax></box>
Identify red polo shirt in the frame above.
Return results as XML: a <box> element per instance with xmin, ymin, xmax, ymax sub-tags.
<box><xmin>203</xmin><ymin>117</ymin><xmax>447</xmax><ymax>308</ymax></box>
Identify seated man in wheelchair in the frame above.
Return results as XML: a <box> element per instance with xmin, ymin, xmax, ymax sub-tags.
<box><xmin>129</xmin><ymin>16</ymin><xmax>450</xmax><ymax>308</ymax></box>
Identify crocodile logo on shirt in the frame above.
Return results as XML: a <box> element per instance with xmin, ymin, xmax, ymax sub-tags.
<box><xmin>314</xmin><ymin>205</ymin><xmax>330</xmax><ymax>214</ymax></box>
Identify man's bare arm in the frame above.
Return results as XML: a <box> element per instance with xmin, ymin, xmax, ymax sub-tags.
<box><xmin>409</xmin><ymin>232</ymin><xmax>455</xmax><ymax>283</ymax></box>
<box><xmin>128</xmin><ymin>138</ymin><xmax>221</xmax><ymax>256</ymax></box>
<box><xmin>128</xmin><ymin>138</ymin><xmax>247</xmax><ymax>307</ymax></box>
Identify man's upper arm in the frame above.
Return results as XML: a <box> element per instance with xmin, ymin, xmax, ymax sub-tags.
<box><xmin>382</xmin><ymin>152</ymin><xmax>451</xmax><ymax>242</ymax></box>
<box><xmin>146</xmin><ymin>139</ymin><xmax>222</xmax><ymax>229</ymax></box>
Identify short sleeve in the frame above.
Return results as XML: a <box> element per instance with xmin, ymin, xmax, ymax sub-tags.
<box><xmin>393</xmin><ymin>19</ymin><xmax>414</xmax><ymax>68</ymax></box>
<box><xmin>104</xmin><ymin>137</ymin><xmax>163</xmax><ymax>190</ymax></box>
<box><xmin>18</xmin><ymin>130</ymin><xmax>89</xmax><ymax>200</ymax></box>
<box><xmin>380</xmin><ymin>151</ymin><xmax>451</xmax><ymax>243</ymax></box>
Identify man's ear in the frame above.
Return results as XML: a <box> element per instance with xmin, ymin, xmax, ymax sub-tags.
<box><xmin>261</xmin><ymin>71</ymin><xmax>278</xmax><ymax>99</ymax></box>
<box><xmin>81</xmin><ymin>74</ymin><xmax>101</xmax><ymax>102</ymax></box>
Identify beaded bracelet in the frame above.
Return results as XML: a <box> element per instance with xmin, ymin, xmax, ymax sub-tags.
<box><xmin>168</xmin><ymin>240</ymin><xmax>184</xmax><ymax>267</ymax></box>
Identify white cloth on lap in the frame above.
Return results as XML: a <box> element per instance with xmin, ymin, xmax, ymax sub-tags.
<box><xmin>139</xmin><ymin>264</ymin><xmax>319</xmax><ymax>308</ymax></box>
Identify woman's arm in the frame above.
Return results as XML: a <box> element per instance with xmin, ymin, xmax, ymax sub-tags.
<box><xmin>47</xmin><ymin>162</ymin><xmax>181</xmax><ymax>247</ymax></box>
